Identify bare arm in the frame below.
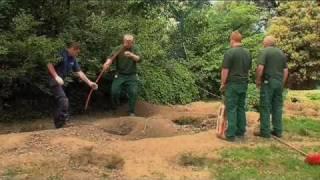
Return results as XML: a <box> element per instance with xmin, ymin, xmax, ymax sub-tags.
<box><xmin>221</xmin><ymin>68</ymin><xmax>229</xmax><ymax>86</ymax></box>
<box><xmin>47</xmin><ymin>63</ymin><xmax>58</xmax><ymax>78</ymax></box>
<box><xmin>103</xmin><ymin>58</ymin><xmax>113</xmax><ymax>71</ymax></box>
<box><xmin>75</xmin><ymin>71</ymin><xmax>98</xmax><ymax>90</ymax></box>
<box><xmin>256</xmin><ymin>65</ymin><xmax>264</xmax><ymax>88</ymax></box>
<box><xmin>125</xmin><ymin>51</ymin><xmax>140</xmax><ymax>62</ymax></box>
<box><xmin>75</xmin><ymin>71</ymin><xmax>92</xmax><ymax>85</ymax></box>
<box><xmin>48</xmin><ymin>63</ymin><xmax>64</xmax><ymax>85</ymax></box>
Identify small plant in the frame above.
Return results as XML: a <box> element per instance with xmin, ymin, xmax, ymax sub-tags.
<box><xmin>104</xmin><ymin>155</ymin><xmax>125</xmax><ymax>170</ymax></box>
<box><xmin>173</xmin><ymin>117</ymin><xmax>201</xmax><ymax>126</ymax></box>
<box><xmin>307</xmin><ymin>93</ymin><xmax>320</xmax><ymax>101</ymax></box>
<box><xmin>1</xmin><ymin>167</ymin><xmax>23</xmax><ymax>179</ymax></box>
<box><xmin>178</xmin><ymin>152</ymin><xmax>208</xmax><ymax>168</ymax></box>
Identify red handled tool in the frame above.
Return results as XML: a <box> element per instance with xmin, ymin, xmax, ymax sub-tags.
<box><xmin>84</xmin><ymin>47</ymin><xmax>124</xmax><ymax>111</ymax></box>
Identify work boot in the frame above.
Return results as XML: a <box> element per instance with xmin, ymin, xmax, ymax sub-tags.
<box><xmin>271</xmin><ymin>131</ymin><xmax>282</xmax><ymax>138</ymax></box>
<box><xmin>54</xmin><ymin>119</ymin><xmax>65</xmax><ymax>129</ymax></box>
<box><xmin>253</xmin><ymin>131</ymin><xmax>271</xmax><ymax>138</ymax></box>
<box><xmin>217</xmin><ymin>134</ymin><xmax>235</xmax><ymax>142</ymax></box>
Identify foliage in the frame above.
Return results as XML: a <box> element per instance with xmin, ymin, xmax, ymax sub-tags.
<box><xmin>267</xmin><ymin>1</ymin><xmax>320</xmax><ymax>87</ymax></box>
<box><xmin>183</xmin><ymin>2</ymin><xmax>262</xmax><ymax>97</ymax></box>
<box><xmin>246</xmin><ymin>84</ymin><xmax>260</xmax><ymax>112</ymax></box>
<box><xmin>3</xmin><ymin>0</ymin><xmax>317</xmax><ymax>121</ymax></box>
<box><xmin>139</xmin><ymin>62</ymin><xmax>199</xmax><ymax>105</ymax></box>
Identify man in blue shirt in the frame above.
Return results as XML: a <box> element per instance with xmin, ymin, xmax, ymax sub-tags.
<box><xmin>48</xmin><ymin>42</ymin><xmax>98</xmax><ymax>128</ymax></box>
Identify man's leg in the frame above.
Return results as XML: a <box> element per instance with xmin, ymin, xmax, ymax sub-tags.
<box><xmin>51</xmin><ymin>86</ymin><xmax>69</xmax><ymax>128</ymax></box>
<box><xmin>271</xmin><ymin>80</ymin><xmax>284</xmax><ymax>137</ymax></box>
<box><xmin>225</xmin><ymin>83</ymin><xmax>239</xmax><ymax>141</ymax></box>
<box><xmin>236</xmin><ymin>84</ymin><xmax>248</xmax><ymax>137</ymax></box>
<box><xmin>125</xmin><ymin>77</ymin><xmax>139</xmax><ymax>114</ymax></box>
<box><xmin>111</xmin><ymin>76</ymin><xmax>124</xmax><ymax>110</ymax></box>
<box><xmin>259</xmin><ymin>83</ymin><xmax>274</xmax><ymax>138</ymax></box>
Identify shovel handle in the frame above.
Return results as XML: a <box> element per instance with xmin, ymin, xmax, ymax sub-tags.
<box><xmin>272</xmin><ymin>136</ymin><xmax>308</xmax><ymax>157</ymax></box>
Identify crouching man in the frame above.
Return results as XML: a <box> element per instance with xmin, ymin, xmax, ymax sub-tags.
<box><xmin>48</xmin><ymin>42</ymin><xmax>98</xmax><ymax>128</ymax></box>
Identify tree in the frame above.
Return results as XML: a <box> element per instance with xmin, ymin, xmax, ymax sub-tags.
<box><xmin>267</xmin><ymin>1</ymin><xmax>320</xmax><ymax>89</ymax></box>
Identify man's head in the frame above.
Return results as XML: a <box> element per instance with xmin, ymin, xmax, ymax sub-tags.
<box><xmin>123</xmin><ymin>34</ymin><xmax>134</xmax><ymax>49</ymax></box>
<box><xmin>230</xmin><ymin>31</ymin><xmax>242</xmax><ymax>47</ymax></box>
<box><xmin>263</xmin><ymin>36</ymin><xmax>276</xmax><ymax>47</ymax></box>
<box><xmin>66</xmin><ymin>41</ymin><xmax>81</xmax><ymax>57</ymax></box>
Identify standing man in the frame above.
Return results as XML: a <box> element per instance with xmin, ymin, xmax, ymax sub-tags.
<box><xmin>255</xmin><ymin>36</ymin><xmax>288</xmax><ymax>138</ymax></box>
<box><xmin>48</xmin><ymin>42</ymin><xmax>98</xmax><ymax>128</ymax></box>
<box><xmin>219</xmin><ymin>31</ymin><xmax>252</xmax><ymax>142</ymax></box>
<box><xmin>102</xmin><ymin>34</ymin><xmax>142</xmax><ymax>116</ymax></box>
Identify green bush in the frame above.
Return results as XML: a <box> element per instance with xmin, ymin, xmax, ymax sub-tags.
<box><xmin>139</xmin><ymin>62</ymin><xmax>199</xmax><ymax>105</ymax></box>
<box><xmin>246</xmin><ymin>84</ymin><xmax>260</xmax><ymax>112</ymax></box>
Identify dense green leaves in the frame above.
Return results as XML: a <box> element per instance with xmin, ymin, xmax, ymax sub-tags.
<box><xmin>0</xmin><ymin>0</ymin><xmax>318</xmax><ymax>120</ymax></box>
<box><xmin>267</xmin><ymin>1</ymin><xmax>320</xmax><ymax>88</ymax></box>
<box><xmin>183</xmin><ymin>2</ymin><xmax>262</xmax><ymax>96</ymax></box>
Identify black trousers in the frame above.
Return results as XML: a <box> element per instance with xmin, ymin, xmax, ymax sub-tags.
<box><xmin>51</xmin><ymin>85</ymin><xmax>69</xmax><ymax>128</ymax></box>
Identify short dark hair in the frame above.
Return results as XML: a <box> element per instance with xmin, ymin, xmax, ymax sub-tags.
<box><xmin>66</xmin><ymin>41</ymin><xmax>81</xmax><ymax>49</ymax></box>
<box><xmin>230</xmin><ymin>31</ymin><xmax>242</xmax><ymax>43</ymax></box>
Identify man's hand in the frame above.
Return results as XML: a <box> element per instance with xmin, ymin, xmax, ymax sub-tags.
<box><xmin>219</xmin><ymin>84</ymin><xmax>226</xmax><ymax>93</ymax></box>
<box><xmin>124</xmin><ymin>51</ymin><xmax>140</xmax><ymax>62</ymax></box>
<box><xmin>55</xmin><ymin>76</ymin><xmax>64</xmax><ymax>86</ymax></box>
<box><xmin>124</xmin><ymin>51</ymin><xmax>133</xmax><ymax>58</ymax></box>
<box><xmin>89</xmin><ymin>81</ymin><xmax>98</xmax><ymax>90</ymax></box>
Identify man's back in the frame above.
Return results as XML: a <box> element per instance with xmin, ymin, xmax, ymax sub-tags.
<box><xmin>223</xmin><ymin>47</ymin><xmax>252</xmax><ymax>83</ymax></box>
<box><xmin>259</xmin><ymin>47</ymin><xmax>287</xmax><ymax>81</ymax></box>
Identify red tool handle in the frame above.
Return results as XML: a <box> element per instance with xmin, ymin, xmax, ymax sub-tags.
<box><xmin>84</xmin><ymin>69</ymin><xmax>105</xmax><ymax>111</ymax></box>
<box><xmin>84</xmin><ymin>47</ymin><xmax>124</xmax><ymax>111</ymax></box>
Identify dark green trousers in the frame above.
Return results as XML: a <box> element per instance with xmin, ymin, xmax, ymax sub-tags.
<box><xmin>225</xmin><ymin>82</ymin><xmax>248</xmax><ymax>140</ymax></box>
<box><xmin>259</xmin><ymin>78</ymin><xmax>283</xmax><ymax>137</ymax></box>
<box><xmin>111</xmin><ymin>74</ymin><xmax>139</xmax><ymax>113</ymax></box>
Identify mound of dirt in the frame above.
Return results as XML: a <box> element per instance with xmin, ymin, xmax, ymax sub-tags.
<box><xmin>115</xmin><ymin>101</ymin><xmax>169</xmax><ymax>118</ymax></box>
<box><xmin>95</xmin><ymin>117</ymin><xmax>178</xmax><ymax>140</ymax></box>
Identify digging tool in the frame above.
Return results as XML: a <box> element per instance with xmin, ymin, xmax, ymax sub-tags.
<box><xmin>195</xmin><ymin>87</ymin><xmax>227</xmax><ymax>137</ymax></box>
<box><xmin>143</xmin><ymin>118</ymin><xmax>150</xmax><ymax>134</ymax></box>
<box><xmin>272</xmin><ymin>135</ymin><xmax>320</xmax><ymax>165</ymax></box>
<box><xmin>84</xmin><ymin>47</ymin><xmax>124</xmax><ymax>111</ymax></box>
<box><xmin>216</xmin><ymin>96</ymin><xmax>227</xmax><ymax>137</ymax></box>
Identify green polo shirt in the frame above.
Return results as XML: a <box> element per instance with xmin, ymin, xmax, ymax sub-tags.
<box><xmin>258</xmin><ymin>47</ymin><xmax>287</xmax><ymax>81</ymax></box>
<box><xmin>222</xmin><ymin>46</ymin><xmax>252</xmax><ymax>83</ymax></box>
<box><xmin>110</xmin><ymin>45</ymin><xmax>142</xmax><ymax>75</ymax></box>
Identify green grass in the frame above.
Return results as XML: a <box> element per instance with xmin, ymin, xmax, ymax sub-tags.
<box><xmin>1</xmin><ymin>167</ymin><xmax>24</xmax><ymax>180</ymax></box>
<box><xmin>306</xmin><ymin>93</ymin><xmax>320</xmax><ymax>101</ymax></box>
<box><xmin>209</xmin><ymin>145</ymin><xmax>320</xmax><ymax>180</ymax></box>
<box><xmin>284</xmin><ymin>117</ymin><xmax>320</xmax><ymax>138</ymax></box>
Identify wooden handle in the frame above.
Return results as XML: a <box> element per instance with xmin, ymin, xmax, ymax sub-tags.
<box><xmin>84</xmin><ymin>47</ymin><xmax>124</xmax><ymax>111</ymax></box>
<box><xmin>272</xmin><ymin>136</ymin><xmax>308</xmax><ymax>157</ymax></box>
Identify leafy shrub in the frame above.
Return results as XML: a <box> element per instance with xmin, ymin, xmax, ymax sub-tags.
<box><xmin>139</xmin><ymin>62</ymin><xmax>199</xmax><ymax>105</ymax></box>
<box><xmin>246</xmin><ymin>84</ymin><xmax>260</xmax><ymax>112</ymax></box>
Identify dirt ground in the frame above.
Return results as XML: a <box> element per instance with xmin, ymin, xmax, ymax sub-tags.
<box><xmin>0</xmin><ymin>97</ymin><xmax>319</xmax><ymax>180</ymax></box>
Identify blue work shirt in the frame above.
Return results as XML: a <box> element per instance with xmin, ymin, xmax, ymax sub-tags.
<box><xmin>49</xmin><ymin>49</ymin><xmax>81</xmax><ymax>86</ymax></box>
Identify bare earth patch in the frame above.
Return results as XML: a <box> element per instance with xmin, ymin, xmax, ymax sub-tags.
<box><xmin>0</xmin><ymin>97</ymin><xmax>319</xmax><ymax>179</ymax></box>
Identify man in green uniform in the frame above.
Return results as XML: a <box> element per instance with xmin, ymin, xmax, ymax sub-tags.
<box><xmin>218</xmin><ymin>31</ymin><xmax>252</xmax><ymax>142</ymax></box>
<box><xmin>102</xmin><ymin>34</ymin><xmax>142</xmax><ymax>116</ymax></box>
<box><xmin>255</xmin><ymin>36</ymin><xmax>288</xmax><ymax>138</ymax></box>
